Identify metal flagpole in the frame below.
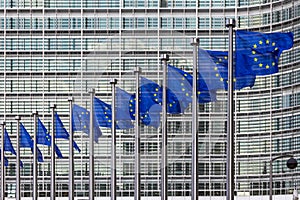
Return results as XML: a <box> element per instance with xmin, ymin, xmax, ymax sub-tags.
<box><xmin>1</xmin><ymin>121</ymin><xmax>5</xmax><ymax>200</ymax></box>
<box><xmin>50</xmin><ymin>104</ymin><xmax>56</xmax><ymax>200</ymax></box>
<box><xmin>32</xmin><ymin>111</ymin><xmax>38</xmax><ymax>200</ymax></box>
<box><xmin>134</xmin><ymin>67</ymin><xmax>141</xmax><ymax>200</ymax></box>
<box><xmin>191</xmin><ymin>38</ymin><xmax>199</xmax><ymax>200</ymax></box>
<box><xmin>15</xmin><ymin>116</ymin><xmax>21</xmax><ymax>200</ymax></box>
<box><xmin>68</xmin><ymin>97</ymin><xmax>74</xmax><ymax>200</ymax></box>
<box><xmin>89</xmin><ymin>89</ymin><xmax>95</xmax><ymax>200</ymax></box>
<box><xmin>160</xmin><ymin>53</ymin><xmax>169</xmax><ymax>200</ymax></box>
<box><xmin>110</xmin><ymin>78</ymin><xmax>117</xmax><ymax>200</ymax></box>
<box><xmin>225</xmin><ymin>18</ymin><xmax>236</xmax><ymax>200</ymax></box>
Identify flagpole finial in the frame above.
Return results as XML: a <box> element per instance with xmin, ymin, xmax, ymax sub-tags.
<box><xmin>160</xmin><ymin>54</ymin><xmax>169</xmax><ymax>61</ymax></box>
<box><xmin>110</xmin><ymin>78</ymin><xmax>117</xmax><ymax>85</ymax></box>
<box><xmin>190</xmin><ymin>38</ymin><xmax>199</xmax><ymax>46</ymax></box>
<box><xmin>15</xmin><ymin>116</ymin><xmax>21</xmax><ymax>120</ymax></box>
<box><xmin>32</xmin><ymin>111</ymin><xmax>38</xmax><ymax>116</ymax></box>
<box><xmin>226</xmin><ymin>18</ymin><xmax>236</xmax><ymax>27</ymax></box>
<box><xmin>1</xmin><ymin>121</ymin><xmax>5</xmax><ymax>125</ymax></box>
<box><xmin>88</xmin><ymin>88</ymin><xmax>95</xmax><ymax>94</ymax></box>
<box><xmin>50</xmin><ymin>104</ymin><xmax>56</xmax><ymax>109</ymax></box>
<box><xmin>68</xmin><ymin>97</ymin><xmax>73</xmax><ymax>102</ymax></box>
<box><xmin>134</xmin><ymin>66</ymin><xmax>141</xmax><ymax>74</ymax></box>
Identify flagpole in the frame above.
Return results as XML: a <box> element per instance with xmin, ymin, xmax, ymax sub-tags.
<box><xmin>134</xmin><ymin>67</ymin><xmax>141</xmax><ymax>200</ymax></box>
<box><xmin>225</xmin><ymin>18</ymin><xmax>236</xmax><ymax>200</ymax></box>
<box><xmin>191</xmin><ymin>38</ymin><xmax>199</xmax><ymax>200</ymax></box>
<box><xmin>50</xmin><ymin>104</ymin><xmax>56</xmax><ymax>200</ymax></box>
<box><xmin>110</xmin><ymin>78</ymin><xmax>117</xmax><ymax>200</ymax></box>
<box><xmin>1</xmin><ymin>121</ymin><xmax>5</xmax><ymax>200</ymax></box>
<box><xmin>160</xmin><ymin>53</ymin><xmax>169</xmax><ymax>200</ymax></box>
<box><xmin>15</xmin><ymin>116</ymin><xmax>21</xmax><ymax>200</ymax></box>
<box><xmin>68</xmin><ymin>97</ymin><xmax>74</xmax><ymax>200</ymax></box>
<box><xmin>88</xmin><ymin>89</ymin><xmax>95</xmax><ymax>200</ymax></box>
<box><xmin>32</xmin><ymin>111</ymin><xmax>38</xmax><ymax>200</ymax></box>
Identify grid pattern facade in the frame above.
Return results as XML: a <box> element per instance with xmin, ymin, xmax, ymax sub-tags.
<box><xmin>0</xmin><ymin>0</ymin><xmax>300</xmax><ymax>198</ymax></box>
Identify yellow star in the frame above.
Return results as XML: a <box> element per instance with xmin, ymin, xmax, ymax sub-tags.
<box><xmin>224</xmin><ymin>56</ymin><xmax>228</xmax><ymax>59</ymax></box>
<box><xmin>254</xmin><ymin>57</ymin><xmax>258</xmax><ymax>62</ymax></box>
<box><xmin>197</xmin><ymin>91</ymin><xmax>201</xmax><ymax>95</ymax></box>
<box><xmin>266</xmin><ymin>40</ymin><xmax>270</xmax><ymax>44</ymax></box>
<box><xmin>259</xmin><ymin>40</ymin><xmax>263</xmax><ymax>44</ymax></box>
<box><xmin>220</xmin><ymin>78</ymin><xmax>223</xmax><ymax>81</ymax></box>
<box><xmin>253</xmin><ymin>44</ymin><xmax>257</xmax><ymax>48</ymax></box>
<box><xmin>214</xmin><ymin>67</ymin><xmax>218</xmax><ymax>71</ymax></box>
<box><xmin>233</xmin><ymin>78</ymin><xmax>236</xmax><ymax>82</ymax></box>
<box><xmin>272</xmin><ymin>62</ymin><xmax>275</xmax><ymax>66</ymax></box>
<box><xmin>182</xmin><ymin>88</ymin><xmax>185</xmax><ymax>91</ymax></box>
<box><xmin>266</xmin><ymin>65</ymin><xmax>270</xmax><ymax>69</ymax></box>
<box><xmin>259</xmin><ymin>63</ymin><xmax>263</xmax><ymax>67</ymax></box>
<box><xmin>272</xmin><ymin>42</ymin><xmax>276</xmax><ymax>46</ymax></box>
<box><xmin>219</xmin><ymin>58</ymin><xmax>222</xmax><ymax>62</ymax></box>
<box><xmin>216</xmin><ymin>73</ymin><xmax>219</xmax><ymax>77</ymax></box>
<box><xmin>186</xmin><ymin>93</ymin><xmax>189</xmax><ymax>96</ymax></box>
<box><xmin>252</xmin><ymin>51</ymin><xmax>256</xmax><ymax>55</ymax></box>
<box><xmin>169</xmin><ymin>104</ymin><xmax>172</xmax><ymax>107</ymax></box>
<box><xmin>155</xmin><ymin>88</ymin><xmax>159</xmax><ymax>91</ymax></box>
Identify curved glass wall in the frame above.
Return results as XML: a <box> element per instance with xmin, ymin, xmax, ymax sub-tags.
<box><xmin>0</xmin><ymin>0</ymin><xmax>299</xmax><ymax>198</ymax></box>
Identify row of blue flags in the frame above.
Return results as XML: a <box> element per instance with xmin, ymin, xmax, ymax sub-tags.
<box><xmin>88</xmin><ymin>30</ymin><xmax>293</xmax><ymax>131</ymax></box>
<box><xmin>2</xmin><ymin>30</ymin><xmax>294</xmax><ymax>166</ymax></box>
<box><xmin>3</xmin><ymin>112</ymin><xmax>82</xmax><ymax>166</ymax></box>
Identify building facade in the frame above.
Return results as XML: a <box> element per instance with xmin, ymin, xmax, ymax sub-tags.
<box><xmin>0</xmin><ymin>0</ymin><xmax>300</xmax><ymax>199</ymax></box>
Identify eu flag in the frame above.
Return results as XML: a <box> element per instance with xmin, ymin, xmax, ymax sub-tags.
<box><xmin>20</xmin><ymin>123</ymin><xmax>44</xmax><ymax>162</ymax></box>
<box><xmin>236</xmin><ymin>30</ymin><xmax>294</xmax><ymax>76</ymax></box>
<box><xmin>129</xmin><ymin>77</ymin><xmax>178</xmax><ymax>128</ymax></box>
<box><xmin>0</xmin><ymin>153</ymin><xmax>9</xmax><ymax>167</ymax></box>
<box><xmin>94</xmin><ymin>97</ymin><xmax>112</xmax><ymax>128</ymax></box>
<box><xmin>206</xmin><ymin>50</ymin><xmax>256</xmax><ymax>90</ymax></box>
<box><xmin>72</xmin><ymin>104</ymin><xmax>102</xmax><ymax>143</ymax></box>
<box><xmin>168</xmin><ymin>64</ymin><xmax>217</xmax><ymax>105</ymax></box>
<box><xmin>4</xmin><ymin>129</ymin><xmax>16</xmax><ymax>155</ymax></box>
<box><xmin>37</xmin><ymin>119</ymin><xmax>63</xmax><ymax>158</ymax></box>
<box><xmin>167</xmin><ymin>65</ymin><xmax>193</xmax><ymax>110</ymax></box>
<box><xmin>116</xmin><ymin>87</ymin><xmax>134</xmax><ymax>129</ymax></box>
<box><xmin>55</xmin><ymin>113</ymin><xmax>81</xmax><ymax>153</ymax></box>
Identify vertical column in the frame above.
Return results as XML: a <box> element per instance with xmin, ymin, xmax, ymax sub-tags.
<box><xmin>110</xmin><ymin>79</ymin><xmax>117</xmax><ymax>200</ymax></box>
<box><xmin>190</xmin><ymin>38</ymin><xmax>199</xmax><ymax>200</ymax></box>
<box><xmin>134</xmin><ymin>67</ymin><xmax>141</xmax><ymax>200</ymax></box>
<box><xmin>50</xmin><ymin>104</ymin><xmax>56</xmax><ymax>200</ymax></box>
<box><xmin>89</xmin><ymin>89</ymin><xmax>95</xmax><ymax>200</ymax></box>
<box><xmin>225</xmin><ymin>18</ymin><xmax>236</xmax><ymax>200</ymax></box>
<box><xmin>160</xmin><ymin>54</ymin><xmax>169</xmax><ymax>200</ymax></box>
<box><xmin>68</xmin><ymin>97</ymin><xmax>74</xmax><ymax>200</ymax></box>
<box><xmin>1</xmin><ymin>121</ymin><xmax>6</xmax><ymax>200</ymax></box>
<box><xmin>15</xmin><ymin>116</ymin><xmax>21</xmax><ymax>200</ymax></box>
<box><xmin>32</xmin><ymin>111</ymin><xmax>38</xmax><ymax>200</ymax></box>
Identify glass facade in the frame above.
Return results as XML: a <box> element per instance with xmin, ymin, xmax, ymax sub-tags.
<box><xmin>0</xmin><ymin>0</ymin><xmax>299</xmax><ymax>198</ymax></box>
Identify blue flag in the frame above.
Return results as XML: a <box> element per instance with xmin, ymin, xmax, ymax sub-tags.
<box><xmin>4</xmin><ymin>129</ymin><xmax>23</xmax><ymax>167</ymax></box>
<box><xmin>116</xmin><ymin>87</ymin><xmax>134</xmax><ymax>129</ymax></box>
<box><xmin>37</xmin><ymin>119</ymin><xmax>63</xmax><ymax>158</ymax></box>
<box><xmin>0</xmin><ymin>153</ymin><xmax>9</xmax><ymax>167</ymax></box>
<box><xmin>168</xmin><ymin>64</ymin><xmax>216</xmax><ymax>106</ymax></box>
<box><xmin>167</xmin><ymin>65</ymin><xmax>193</xmax><ymax>110</ymax></box>
<box><xmin>198</xmin><ymin>48</ymin><xmax>225</xmax><ymax>91</ymax></box>
<box><xmin>132</xmin><ymin>77</ymin><xmax>183</xmax><ymax>127</ymax></box>
<box><xmin>236</xmin><ymin>30</ymin><xmax>293</xmax><ymax>76</ymax></box>
<box><xmin>4</xmin><ymin>129</ymin><xmax>17</xmax><ymax>155</ymax></box>
<box><xmin>94</xmin><ymin>97</ymin><xmax>113</xmax><ymax>128</ymax></box>
<box><xmin>4</xmin><ymin>156</ymin><xmax>8</xmax><ymax>167</ymax></box>
<box><xmin>72</xmin><ymin>104</ymin><xmax>102</xmax><ymax>143</ymax></box>
<box><xmin>20</xmin><ymin>123</ymin><xmax>44</xmax><ymax>162</ymax></box>
<box><xmin>94</xmin><ymin>94</ymin><xmax>133</xmax><ymax>130</ymax></box>
<box><xmin>55</xmin><ymin>113</ymin><xmax>81</xmax><ymax>153</ymax></box>
<box><xmin>206</xmin><ymin>50</ymin><xmax>256</xmax><ymax>90</ymax></box>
